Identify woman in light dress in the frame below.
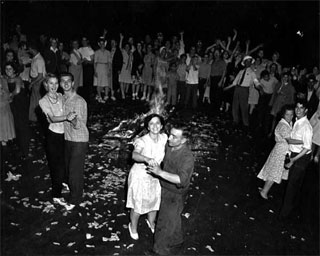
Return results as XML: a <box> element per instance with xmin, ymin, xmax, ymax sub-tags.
<box><xmin>126</xmin><ymin>114</ymin><xmax>168</xmax><ymax>240</ymax></box>
<box><xmin>309</xmin><ymin>89</ymin><xmax>320</xmax><ymax>163</ymax></box>
<box><xmin>94</xmin><ymin>37</ymin><xmax>111</xmax><ymax>103</ymax></box>
<box><xmin>0</xmin><ymin>76</ymin><xmax>15</xmax><ymax>146</ymax></box>
<box><xmin>118</xmin><ymin>34</ymin><xmax>133</xmax><ymax>99</ymax></box>
<box><xmin>257</xmin><ymin>105</ymin><xmax>295</xmax><ymax>199</ymax></box>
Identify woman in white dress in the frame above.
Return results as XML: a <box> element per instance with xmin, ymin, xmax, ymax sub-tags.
<box><xmin>257</xmin><ymin>105</ymin><xmax>295</xmax><ymax>199</ymax></box>
<box><xmin>126</xmin><ymin>114</ymin><xmax>168</xmax><ymax>240</ymax></box>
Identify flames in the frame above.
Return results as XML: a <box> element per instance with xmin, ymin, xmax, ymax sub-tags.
<box><xmin>105</xmin><ymin>81</ymin><xmax>168</xmax><ymax>139</ymax></box>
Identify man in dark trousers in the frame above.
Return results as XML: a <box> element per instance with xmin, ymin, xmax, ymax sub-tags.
<box><xmin>110</xmin><ymin>37</ymin><xmax>123</xmax><ymax>100</ymax></box>
<box><xmin>43</xmin><ymin>38</ymin><xmax>61</xmax><ymax>75</ymax></box>
<box><xmin>147</xmin><ymin>122</ymin><xmax>194</xmax><ymax>255</ymax></box>
<box><xmin>280</xmin><ymin>99</ymin><xmax>313</xmax><ymax>219</ymax></box>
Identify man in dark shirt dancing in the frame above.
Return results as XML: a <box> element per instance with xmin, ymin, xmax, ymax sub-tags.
<box><xmin>147</xmin><ymin>122</ymin><xmax>195</xmax><ymax>255</ymax></box>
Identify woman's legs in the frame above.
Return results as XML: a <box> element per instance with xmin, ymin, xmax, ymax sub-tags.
<box><xmin>120</xmin><ymin>82</ymin><xmax>126</xmax><ymax>99</ymax></box>
<box><xmin>141</xmin><ymin>83</ymin><xmax>146</xmax><ymax>100</ymax></box>
<box><xmin>147</xmin><ymin>210</ymin><xmax>157</xmax><ymax>228</ymax></box>
<box><xmin>260</xmin><ymin>180</ymin><xmax>274</xmax><ymax>199</ymax></box>
<box><xmin>268</xmin><ymin>115</ymin><xmax>277</xmax><ymax>137</ymax></box>
<box><xmin>249</xmin><ymin>104</ymin><xmax>256</xmax><ymax>115</ymax></box>
<box><xmin>130</xmin><ymin>209</ymin><xmax>140</xmax><ymax>233</ymax></box>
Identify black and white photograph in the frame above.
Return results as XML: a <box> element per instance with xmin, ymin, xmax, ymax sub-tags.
<box><xmin>0</xmin><ymin>1</ymin><xmax>319</xmax><ymax>255</ymax></box>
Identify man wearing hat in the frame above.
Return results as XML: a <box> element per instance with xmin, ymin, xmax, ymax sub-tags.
<box><xmin>225</xmin><ymin>56</ymin><xmax>260</xmax><ymax>129</ymax></box>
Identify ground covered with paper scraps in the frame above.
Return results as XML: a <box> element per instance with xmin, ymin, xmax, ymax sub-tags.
<box><xmin>1</xmin><ymin>100</ymin><xmax>319</xmax><ymax>255</ymax></box>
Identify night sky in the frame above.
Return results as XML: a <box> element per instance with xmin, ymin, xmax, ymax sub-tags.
<box><xmin>1</xmin><ymin>1</ymin><xmax>319</xmax><ymax>67</ymax></box>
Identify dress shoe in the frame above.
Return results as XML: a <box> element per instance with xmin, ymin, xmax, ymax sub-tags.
<box><xmin>128</xmin><ymin>222</ymin><xmax>139</xmax><ymax>240</ymax></box>
<box><xmin>145</xmin><ymin>219</ymin><xmax>155</xmax><ymax>233</ymax></box>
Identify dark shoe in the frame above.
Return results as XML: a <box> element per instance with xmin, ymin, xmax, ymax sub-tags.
<box><xmin>144</xmin><ymin>249</ymin><xmax>159</xmax><ymax>256</ymax></box>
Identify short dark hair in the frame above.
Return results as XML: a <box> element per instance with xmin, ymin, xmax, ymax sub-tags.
<box><xmin>296</xmin><ymin>99</ymin><xmax>308</xmax><ymax>109</ymax></box>
<box><xmin>28</xmin><ymin>40</ymin><xmax>40</xmax><ymax>52</ymax></box>
<box><xmin>144</xmin><ymin>113</ymin><xmax>165</xmax><ymax>130</ymax></box>
<box><xmin>169</xmin><ymin>121</ymin><xmax>191</xmax><ymax>140</ymax></box>
<box><xmin>280</xmin><ymin>104</ymin><xmax>295</xmax><ymax>118</ymax></box>
<box><xmin>59</xmin><ymin>72</ymin><xmax>74</xmax><ymax>82</ymax></box>
<box><xmin>260</xmin><ymin>69</ymin><xmax>270</xmax><ymax>78</ymax></box>
<box><xmin>4</xmin><ymin>61</ymin><xmax>19</xmax><ymax>74</ymax></box>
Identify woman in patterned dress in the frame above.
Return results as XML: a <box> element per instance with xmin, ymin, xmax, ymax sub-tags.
<box><xmin>126</xmin><ymin>114</ymin><xmax>168</xmax><ymax>240</ymax></box>
<box><xmin>257</xmin><ymin>105</ymin><xmax>296</xmax><ymax>199</ymax></box>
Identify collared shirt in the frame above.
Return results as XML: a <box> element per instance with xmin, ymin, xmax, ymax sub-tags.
<box><xmin>232</xmin><ymin>67</ymin><xmax>260</xmax><ymax>88</ymax></box>
<box><xmin>289</xmin><ymin>116</ymin><xmax>313</xmax><ymax>154</ymax></box>
<box><xmin>50</xmin><ymin>46</ymin><xmax>58</xmax><ymax>53</ymax></box>
<box><xmin>63</xmin><ymin>92</ymin><xmax>89</xmax><ymax>142</ymax></box>
<box><xmin>39</xmin><ymin>93</ymin><xmax>64</xmax><ymax>134</ymax></box>
<box><xmin>79</xmin><ymin>46</ymin><xmax>94</xmax><ymax>61</ymax></box>
<box><xmin>260</xmin><ymin>77</ymin><xmax>278</xmax><ymax>94</ymax></box>
<box><xmin>160</xmin><ymin>144</ymin><xmax>194</xmax><ymax>194</ymax></box>
<box><xmin>30</xmin><ymin>53</ymin><xmax>46</xmax><ymax>78</ymax></box>
<box><xmin>210</xmin><ymin>59</ymin><xmax>226</xmax><ymax>77</ymax></box>
<box><xmin>70</xmin><ymin>50</ymin><xmax>82</xmax><ymax>65</ymax></box>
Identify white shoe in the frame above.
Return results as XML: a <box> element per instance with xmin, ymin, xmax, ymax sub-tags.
<box><xmin>111</xmin><ymin>96</ymin><xmax>116</xmax><ymax>101</ymax></box>
<box><xmin>62</xmin><ymin>183</ymin><xmax>70</xmax><ymax>193</ymax></box>
<box><xmin>128</xmin><ymin>223</ymin><xmax>139</xmax><ymax>240</ymax></box>
<box><xmin>103</xmin><ymin>96</ymin><xmax>109</xmax><ymax>101</ymax></box>
<box><xmin>145</xmin><ymin>219</ymin><xmax>155</xmax><ymax>234</ymax></box>
<box><xmin>64</xmin><ymin>203</ymin><xmax>75</xmax><ymax>211</ymax></box>
<box><xmin>53</xmin><ymin>197</ymin><xmax>67</xmax><ymax>206</ymax></box>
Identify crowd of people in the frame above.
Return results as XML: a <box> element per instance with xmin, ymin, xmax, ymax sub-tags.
<box><xmin>0</xmin><ymin>23</ymin><xmax>319</xmax><ymax>255</ymax></box>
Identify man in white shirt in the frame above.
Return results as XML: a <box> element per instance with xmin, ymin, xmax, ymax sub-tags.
<box><xmin>230</xmin><ymin>56</ymin><xmax>260</xmax><ymax>128</ymax></box>
<box><xmin>280</xmin><ymin>100</ymin><xmax>313</xmax><ymax>219</ymax></box>
<box><xmin>184</xmin><ymin>56</ymin><xmax>199</xmax><ymax>110</ymax></box>
<box><xmin>79</xmin><ymin>37</ymin><xmax>95</xmax><ymax>103</ymax></box>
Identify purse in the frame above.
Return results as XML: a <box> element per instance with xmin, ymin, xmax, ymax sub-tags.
<box><xmin>284</xmin><ymin>153</ymin><xmax>291</xmax><ymax>169</ymax></box>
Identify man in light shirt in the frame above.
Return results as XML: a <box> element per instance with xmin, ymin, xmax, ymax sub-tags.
<box><xmin>28</xmin><ymin>41</ymin><xmax>46</xmax><ymax>122</ymax></box>
<box><xmin>79</xmin><ymin>37</ymin><xmax>95</xmax><ymax>103</ymax></box>
<box><xmin>184</xmin><ymin>56</ymin><xmax>199</xmax><ymax>110</ymax></box>
<box><xmin>280</xmin><ymin>100</ymin><xmax>313</xmax><ymax>219</ymax></box>
<box><xmin>226</xmin><ymin>56</ymin><xmax>260</xmax><ymax>129</ymax></box>
<box><xmin>60</xmin><ymin>72</ymin><xmax>89</xmax><ymax>210</ymax></box>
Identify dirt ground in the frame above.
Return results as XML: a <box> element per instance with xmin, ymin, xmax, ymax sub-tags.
<box><xmin>1</xmin><ymin>99</ymin><xmax>319</xmax><ymax>255</ymax></box>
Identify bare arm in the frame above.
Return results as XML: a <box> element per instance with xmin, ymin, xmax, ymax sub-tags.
<box><xmin>147</xmin><ymin>164</ymin><xmax>181</xmax><ymax>184</ymax></box>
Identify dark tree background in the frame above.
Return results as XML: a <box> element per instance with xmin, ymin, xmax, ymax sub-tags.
<box><xmin>1</xmin><ymin>0</ymin><xmax>319</xmax><ymax>68</ymax></box>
